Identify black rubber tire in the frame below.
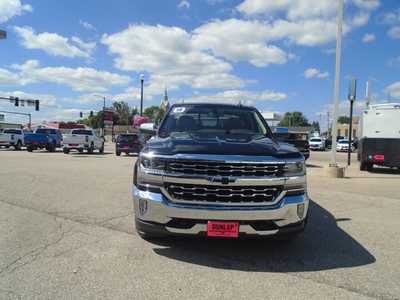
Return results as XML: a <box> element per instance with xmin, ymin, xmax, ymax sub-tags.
<box><xmin>116</xmin><ymin>151</ymin><xmax>121</xmax><ymax>156</ymax></box>
<box><xmin>27</xmin><ymin>146</ymin><xmax>33</xmax><ymax>152</ymax></box>
<box><xmin>366</xmin><ymin>163</ymin><xmax>373</xmax><ymax>172</ymax></box>
<box><xmin>63</xmin><ymin>148</ymin><xmax>70</xmax><ymax>154</ymax></box>
<box><xmin>14</xmin><ymin>140</ymin><xmax>22</xmax><ymax>151</ymax></box>
<box><xmin>49</xmin><ymin>142</ymin><xmax>56</xmax><ymax>152</ymax></box>
<box><xmin>360</xmin><ymin>161</ymin><xmax>367</xmax><ymax>171</ymax></box>
<box><xmin>87</xmin><ymin>143</ymin><xmax>94</xmax><ymax>154</ymax></box>
<box><xmin>78</xmin><ymin>149</ymin><xmax>83</xmax><ymax>153</ymax></box>
<box><xmin>99</xmin><ymin>144</ymin><xmax>104</xmax><ymax>154</ymax></box>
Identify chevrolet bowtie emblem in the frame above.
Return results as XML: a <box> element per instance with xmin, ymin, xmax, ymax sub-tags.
<box><xmin>207</xmin><ymin>176</ymin><xmax>235</xmax><ymax>184</ymax></box>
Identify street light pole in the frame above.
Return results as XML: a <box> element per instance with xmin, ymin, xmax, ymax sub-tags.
<box><xmin>347</xmin><ymin>78</ymin><xmax>357</xmax><ymax>166</ymax></box>
<box><xmin>102</xmin><ymin>96</ymin><xmax>105</xmax><ymax>138</ymax></box>
<box><xmin>330</xmin><ymin>0</ymin><xmax>344</xmax><ymax>167</ymax></box>
<box><xmin>140</xmin><ymin>74</ymin><xmax>144</xmax><ymax>116</ymax></box>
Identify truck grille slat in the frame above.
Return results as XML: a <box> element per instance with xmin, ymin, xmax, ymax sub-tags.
<box><xmin>165</xmin><ymin>183</ymin><xmax>283</xmax><ymax>204</ymax></box>
<box><xmin>167</xmin><ymin>161</ymin><xmax>284</xmax><ymax>177</ymax></box>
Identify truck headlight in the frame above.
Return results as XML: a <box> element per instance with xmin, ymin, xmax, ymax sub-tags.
<box><xmin>140</xmin><ymin>156</ymin><xmax>165</xmax><ymax>170</ymax></box>
<box><xmin>284</xmin><ymin>161</ymin><xmax>305</xmax><ymax>176</ymax></box>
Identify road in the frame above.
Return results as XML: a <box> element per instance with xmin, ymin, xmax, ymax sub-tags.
<box><xmin>1</xmin><ymin>146</ymin><xmax>400</xmax><ymax>299</ymax></box>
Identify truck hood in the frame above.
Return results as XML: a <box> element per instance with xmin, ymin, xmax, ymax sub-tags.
<box><xmin>144</xmin><ymin>132</ymin><xmax>302</xmax><ymax>158</ymax></box>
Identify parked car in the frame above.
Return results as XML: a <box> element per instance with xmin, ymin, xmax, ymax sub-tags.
<box><xmin>309</xmin><ymin>137</ymin><xmax>326</xmax><ymax>151</ymax></box>
<box><xmin>25</xmin><ymin>128</ymin><xmax>63</xmax><ymax>152</ymax></box>
<box><xmin>0</xmin><ymin>128</ymin><xmax>24</xmax><ymax>150</ymax></box>
<box><xmin>134</xmin><ymin>103</ymin><xmax>309</xmax><ymax>240</ymax></box>
<box><xmin>115</xmin><ymin>133</ymin><xmax>144</xmax><ymax>156</ymax></box>
<box><xmin>62</xmin><ymin>129</ymin><xmax>104</xmax><ymax>154</ymax></box>
<box><xmin>336</xmin><ymin>139</ymin><xmax>355</xmax><ymax>152</ymax></box>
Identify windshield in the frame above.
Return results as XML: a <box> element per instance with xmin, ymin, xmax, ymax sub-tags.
<box><xmin>36</xmin><ymin>128</ymin><xmax>56</xmax><ymax>135</ymax></box>
<box><xmin>310</xmin><ymin>138</ymin><xmax>322</xmax><ymax>142</ymax></box>
<box><xmin>4</xmin><ymin>129</ymin><xmax>21</xmax><ymax>134</ymax></box>
<box><xmin>159</xmin><ymin>105</ymin><xmax>270</xmax><ymax>139</ymax></box>
<box><xmin>338</xmin><ymin>140</ymin><xmax>349</xmax><ymax>144</ymax></box>
<box><xmin>72</xmin><ymin>129</ymin><xmax>93</xmax><ymax>135</ymax></box>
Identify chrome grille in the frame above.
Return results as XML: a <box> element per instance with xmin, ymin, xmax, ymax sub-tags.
<box><xmin>167</xmin><ymin>160</ymin><xmax>284</xmax><ymax>177</ymax></box>
<box><xmin>165</xmin><ymin>183</ymin><xmax>283</xmax><ymax>204</ymax></box>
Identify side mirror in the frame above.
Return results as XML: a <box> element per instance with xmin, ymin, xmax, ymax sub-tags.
<box><xmin>139</xmin><ymin>123</ymin><xmax>157</xmax><ymax>136</ymax></box>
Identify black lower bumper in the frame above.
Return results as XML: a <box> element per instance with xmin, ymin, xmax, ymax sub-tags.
<box><xmin>135</xmin><ymin>217</ymin><xmax>307</xmax><ymax>239</ymax></box>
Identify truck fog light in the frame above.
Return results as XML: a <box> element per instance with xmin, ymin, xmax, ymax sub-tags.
<box><xmin>297</xmin><ymin>204</ymin><xmax>305</xmax><ymax>219</ymax></box>
<box><xmin>139</xmin><ymin>198</ymin><xmax>148</xmax><ymax>216</ymax></box>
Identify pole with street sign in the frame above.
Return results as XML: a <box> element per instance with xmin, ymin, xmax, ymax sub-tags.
<box><xmin>347</xmin><ymin>78</ymin><xmax>357</xmax><ymax>166</ymax></box>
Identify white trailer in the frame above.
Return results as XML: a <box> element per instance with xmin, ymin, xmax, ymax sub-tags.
<box><xmin>358</xmin><ymin>103</ymin><xmax>400</xmax><ymax>171</ymax></box>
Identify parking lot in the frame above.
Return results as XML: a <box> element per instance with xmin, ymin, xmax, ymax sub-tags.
<box><xmin>1</xmin><ymin>145</ymin><xmax>400</xmax><ymax>299</ymax></box>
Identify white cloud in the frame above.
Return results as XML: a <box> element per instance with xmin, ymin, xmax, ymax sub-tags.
<box><xmin>101</xmin><ymin>24</ymin><xmax>245</xmax><ymax>91</ymax></box>
<box><xmin>0</xmin><ymin>68</ymin><xmax>21</xmax><ymax>85</ymax></box>
<box><xmin>193</xmin><ymin>19</ymin><xmax>290</xmax><ymax>67</ymax></box>
<box><xmin>380</xmin><ymin>9</ymin><xmax>400</xmax><ymax>24</ymax></box>
<box><xmin>79</xmin><ymin>20</ymin><xmax>96</xmax><ymax>31</ymax></box>
<box><xmin>0</xmin><ymin>0</ymin><xmax>32</xmax><ymax>23</ymax></box>
<box><xmin>386</xmin><ymin>81</ymin><xmax>400</xmax><ymax>98</ymax></box>
<box><xmin>388</xmin><ymin>26</ymin><xmax>400</xmax><ymax>39</ymax></box>
<box><xmin>237</xmin><ymin>0</ymin><xmax>379</xmax><ymax>19</ymax></box>
<box><xmin>9</xmin><ymin>60</ymin><xmax>130</xmax><ymax>92</ymax></box>
<box><xmin>304</xmin><ymin>68</ymin><xmax>329</xmax><ymax>79</ymax></box>
<box><xmin>181</xmin><ymin>89</ymin><xmax>287</xmax><ymax>106</ymax></box>
<box><xmin>14</xmin><ymin>26</ymin><xmax>95</xmax><ymax>59</ymax></box>
<box><xmin>178</xmin><ymin>0</ymin><xmax>190</xmax><ymax>9</ymax></box>
<box><xmin>362</xmin><ymin>33</ymin><xmax>375</xmax><ymax>43</ymax></box>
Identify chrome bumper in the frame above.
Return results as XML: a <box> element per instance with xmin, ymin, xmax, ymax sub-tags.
<box><xmin>133</xmin><ymin>185</ymin><xmax>309</xmax><ymax>236</ymax></box>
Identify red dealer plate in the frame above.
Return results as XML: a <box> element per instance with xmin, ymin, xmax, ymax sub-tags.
<box><xmin>207</xmin><ymin>221</ymin><xmax>239</xmax><ymax>238</ymax></box>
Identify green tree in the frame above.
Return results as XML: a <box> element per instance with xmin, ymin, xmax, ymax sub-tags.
<box><xmin>311</xmin><ymin>121</ymin><xmax>320</xmax><ymax>132</ymax></box>
<box><xmin>143</xmin><ymin>106</ymin><xmax>161</xmax><ymax>121</ymax></box>
<box><xmin>78</xmin><ymin>111</ymin><xmax>103</xmax><ymax>129</ymax></box>
<box><xmin>112</xmin><ymin>101</ymin><xmax>131</xmax><ymax>125</ymax></box>
<box><xmin>278</xmin><ymin>112</ymin><xmax>310</xmax><ymax>127</ymax></box>
<box><xmin>338</xmin><ymin>115</ymin><xmax>350</xmax><ymax>124</ymax></box>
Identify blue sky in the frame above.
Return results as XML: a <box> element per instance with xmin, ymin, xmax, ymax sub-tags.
<box><xmin>1</xmin><ymin>0</ymin><xmax>399</xmax><ymax>129</ymax></box>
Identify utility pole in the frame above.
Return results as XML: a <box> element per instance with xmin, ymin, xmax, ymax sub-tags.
<box><xmin>140</xmin><ymin>74</ymin><xmax>144</xmax><ymax>116</ymax></box>
<box><xmin>347</xmin><ymin>78</ymin><xmax>357</xmax><ymax>166</ymax></box>
<box><xmin>326</xmin><ymin>0</ymin><xmax>346</xmax><ymax>178</ymax></box>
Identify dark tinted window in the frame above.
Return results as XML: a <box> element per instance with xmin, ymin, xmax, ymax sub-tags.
<box><xmin>4</xmin><ymin>129</ymin><xmax>21</xmax><ymax>134</ymax></box>
<box><xmin>72</xmin><ymin>130</ymin><xmax>93</xmax><ymax>135</ymax></box>
<box><xmin>117</xmin><ymin>134</ymin><xmax>139</xmax><ymax>142</ymax></box>
<box><xmin>36</xmin><ymin>128</ymin><xmax>57</xmax><ymax>135</ymax></box>
<box><xmin>159</xmin><ymin>105</ymin><xmax>269</xmax><ymax>138</ymax></box>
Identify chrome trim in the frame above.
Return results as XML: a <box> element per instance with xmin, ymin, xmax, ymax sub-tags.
<box><xmin>165</xmin><ymin>224</ymin><xmax>279</xmax><ymax>236</ymax></box>
<box><xmin>161</xmin><ymin>187</ymin><xmax>287</xmax><ymax>206</ymax></box>
<box><xmin>133</xmin><ymin>185</ymin><xmax>309</xmax><ymax>226</ymax></box>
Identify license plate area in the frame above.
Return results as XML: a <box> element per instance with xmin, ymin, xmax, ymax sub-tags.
<box><xmin>207</xmin><ymin>221</ymin><xmax>239</xmax><ymax>238</ymax></box>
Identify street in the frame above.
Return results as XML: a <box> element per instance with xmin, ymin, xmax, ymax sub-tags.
<box><xmin>1</xmin><ymin>146</ymin><xmax>400</xmax><ymax>299</ymax></box>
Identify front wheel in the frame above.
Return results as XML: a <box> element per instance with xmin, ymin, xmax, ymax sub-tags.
<box><xmin>14</xmin><ymin>140</ymin><xmax>22</xmax><ymax>151</ymax></box>
<box><xmin>99</xmin><ymin>143</ymin><xmax>104</xmax><ymax>154</ymax></box>
<box><xmin>63</xmin><ymin>148</ymin><xmax>70</xmax><ymax>154</ymax></box>
<box><xmin>27</xmin><ymin>146</ymin><xmax>33</xmax><ymax>152</ymax></box>
<box><xmin>87</xmin><ymin>143</ymin><xmax>94</xmax><ymax>154</ymax></box>
<box><xmin>116</xmin><ymin>150</ymin><xmax>121</xmax><ymax>156</ymax></box>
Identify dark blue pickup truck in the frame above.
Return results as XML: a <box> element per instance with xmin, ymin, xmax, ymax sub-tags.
<box><xmin>25</xmin><ymin>128</ymin><xmax>63</xmax><ymax>152</ymax></box>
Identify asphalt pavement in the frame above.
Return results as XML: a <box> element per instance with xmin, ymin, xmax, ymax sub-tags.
<box><xmin>0</xmin><ymin>146</ymin><xmax>399</xmax><ymax>299</ymax></box>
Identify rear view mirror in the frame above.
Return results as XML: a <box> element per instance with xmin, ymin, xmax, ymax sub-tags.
<box><xmin>139</xmin><ymin>123</ymin><xmax>157</xmax><ymax>136</ymax></box>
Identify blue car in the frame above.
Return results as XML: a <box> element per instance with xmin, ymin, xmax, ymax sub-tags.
<box><xmin>25</xmin><ymin>128</ymin><xmax>63</xmax><ymax>152</ymax></box>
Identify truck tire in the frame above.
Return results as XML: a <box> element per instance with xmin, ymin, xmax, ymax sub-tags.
<box><xmin>360</xmin><ymin>161</ymin><xmax>373</xmax><ymax>171</ymax></box>
<box><xmin>87</xmin><ymin>142</ymin><xmax>94</xmax><ymax>154</ymax></box>
<box><xmin>63</xmin><ymin>148</ymin><xmax>70</xmax><ymax>154</ymax></box>
<box><xmin>116</xmin><ymin>150</ymin><xmax>121</xmax><ymax>156</ymax></box>
<box><xmin>27</xmin><ymin>146</ymin><xmax>33</xmax><ymax>152</ymax></box>
<box><xmin>14</xmin><ymin>140</ymin><xmax>22</xmax><ymax>151</ymax></box>
<box><xmin>99</xmin><ymin>143</ymin><xmax>104</xmax><ymax>154</ymax></box>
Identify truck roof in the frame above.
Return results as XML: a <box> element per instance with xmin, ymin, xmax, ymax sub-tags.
<box><xmin>170</xmin><ymin>102</ymin><xmax>256</xmax><ymax>111</ymax></box>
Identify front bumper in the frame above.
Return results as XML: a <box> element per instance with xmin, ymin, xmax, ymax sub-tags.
<box><xmin>133</xmin><ymin>185</ymin><xmax>309</xmax><ymax>237</ymax></box>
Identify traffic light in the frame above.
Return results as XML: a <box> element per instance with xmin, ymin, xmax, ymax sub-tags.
<box><xmin>90</xmin><ymin>111</ymin><xmax>93</xmax><ymax>117</ymax></box>
<box><xmin>14</xmin><ymin>97</ymin><xmax>19</xmax><ymax>107</ymax></box>
<box><xmin>80</xmin><ymin>112</ymin><xmax>83</xmax><ymax>118</ymax></box>
<box><xmin>35</xmin><ymin>100</ymin><xmax>39</xmax><ymax>111</ymax></box>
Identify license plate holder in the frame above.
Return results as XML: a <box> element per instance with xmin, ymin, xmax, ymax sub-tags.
<box><xmin>207</xmin><ymin>221</ymin><xmax>239</xmax><ymax>238</ymax></box>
